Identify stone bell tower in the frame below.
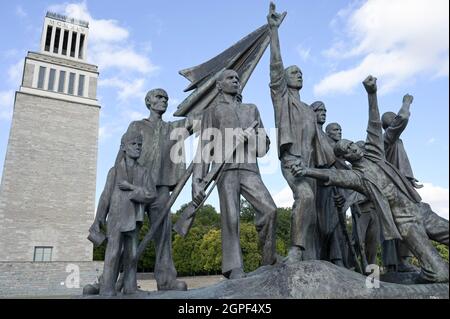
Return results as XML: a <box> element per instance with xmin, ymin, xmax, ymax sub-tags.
<box><xmin>0</xmin><ymin>12</ymin><xmax>100</xmax><ymax>263</ymax></box>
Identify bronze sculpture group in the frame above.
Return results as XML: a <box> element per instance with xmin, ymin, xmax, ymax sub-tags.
<box><xmin>87</xmin><ymin>3</ymin><xmax>449</xmax><ymax>296</ymax></box>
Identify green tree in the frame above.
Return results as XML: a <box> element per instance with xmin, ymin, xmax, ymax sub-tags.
<box><xmin>275</xmin><ymin>207</ymin><xmax>291</xmax><ymax>256</ymax></box>
<box><xmin>433</xmin><ymin>241</ymin><xmax>449</xmax><ymax>261</ymax></box>
<box><xmin>173</xmin><ymin>204</ymin><xmax>220</xmax><ymax>230</ymax></box>
<box><xmin>93</xmin><ymin>242</ymin><xmax>106</xmax><ymax>261</ymax></box>
<box><xmin>173</xmin><ymin>226</ymin><xmax>208</xmax><ymax>275</ymax></box>
<box><xmin>137</xmin><ymin>218</ymin><xmax>156</xmax><ymax>272</ymax></box>
<box><xmin>199</xmin><ymin>228</ymin><xmax>222</xmax><ymax>274</ymax></box>
<box><xmin>240</xmin><ymin>223</ymin><xmax>262</xmax><ymax>272</ymax></box>
<box><xmin>240</xmin><ymin>199</ymin><xmax>255</xmax><ymax>222</ymax></box>
<box><xmin>276</xmin><ymin>238</ymin><xmax>287</xmax><ymax>256</ymax></box>
<box><xmin>93</xmin><ymin>224</ymin><xmax>107</xmax><ymax>260</ymax></box>
<box><xmin>191</xmin><ymin>204</ymin><xmax>221</xmax><ymax>229</ymax></box>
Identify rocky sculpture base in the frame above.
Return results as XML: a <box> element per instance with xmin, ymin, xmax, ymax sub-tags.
<box><xmin>81</xmin><ymin>260</ymin><xmax>448</xmax><ymax>299</ymax></box>
<box><xmin>380</xmin><ymin>270</ymin><xmax>424</xmax><ymax>285</ymax></box>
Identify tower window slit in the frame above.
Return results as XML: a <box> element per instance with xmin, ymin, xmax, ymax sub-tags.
<box><xmin>53</xmin><ymin>28</ymin><xmax>61</xmax><ymax>54</ymax></box>
<box><xmin>78</xmin><ymin>34</ymin><xmax>85</xmax><ymax>59</ymax></box>
<box><xmin>58</xmin><ymin>70</ymin><xmax>66</xmax><ymax>93</ymax></box>
<box><xmin>48</xmin><ymin>68</ymin><xmax>56</xmax><ymax>91</ymax></box>
<box><xmin>70</xmin><ymin>32</ymin><xmax>77</xmax><ymax>57</ymax></box>
<box><xmin>37</xmin><ymin>66</ymin><xmax>46</xmax><ymax>89</ymax></box>
<box><xmin>44</xmin><ymin>25</ymin><xmax>52</xmax><ymax>52</ymax></box>
<box><xmin>62</xmin><ymin>30</ymin><xmax>69</xmax><ymax>55</ymax></box>
<box><xmin>68</xmin><ymin>72</ymin><xmax>75</xmax><ymax>95</ymax></box>
<box><xmin>78</xmin><ymin>74</ymin><xmax>85</xmax><ymax>96</ymax></box>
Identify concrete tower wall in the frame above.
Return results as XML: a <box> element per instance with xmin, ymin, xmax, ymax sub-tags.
<box><xmin>0</xmin><ymin>92</ymin><xmax>99</xmax><ymax>261</ymax></box>
<box><xmin>0</xmin><ymin>12</ymin><xmax>100</xmax><ymax>263</ymax></box>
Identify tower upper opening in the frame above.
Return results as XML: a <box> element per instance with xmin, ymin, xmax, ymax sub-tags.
<box><xmin>40</xmin><ymin>11</ymin><xmax>90</xmax><ymax>61</ymax></box>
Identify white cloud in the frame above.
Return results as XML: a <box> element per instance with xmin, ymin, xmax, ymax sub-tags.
<box><xmin>0</xmin><ymin>90</ymin><xmax>14</xmax><ymax>120</ymax></box>
<box><xmin>272</xmin><ymin>186</ymin><xmax>293</xmax><ymax>208</ymax></box>
<box><xmin>89</xmin><ymin>20</ymin><xmax>129</xmax><ymax>44</ymax></box>
<box><xmin>98</xmin><ymin>123</ymin><xmax>126</xmax><ymax>142</ymax></box>
<box><xmin>0</xmin><ymin>59</ymin><xmax>23</xmax><ymax>121</ymax></box>
<box><xmin>99</xmin><ymin>77</ymin><xmax>146</xmax><ymax>102</ymax></box>
<box><xmin>126</xmin><ymin>111</ymin><xmax>147</xmax><ymax>122</ymax></box>
<box><xmin>93</xmin><ymin>47</ymin><xmax>158</xmax><ymax>74</ymax></box>
<box><xmin>47</xmin><ymin>1</ymin><xmax>160</xmax><ymax>104</ymax></box>
<box><xmin>296</xmin><ymin>46</ymin><xmax>311</xmax><ymax>62</ymax></box>
<box><xmin>98</xmin><ymin>126</ymin><xmax>108</xmax><ymax>139</ymax></box>
<box><xmin>98</xmin><ymin>125</ymin><xmax>116</xmax><ymax>142</ymax></box>
<box><xmin>8</xmin><ymin>59</ymin><xmax>24</xmax><ymax>85</ymax></box>
<box><xmin>428</xmin><ymin>137</ymin><xmax>436</xmax><ymax>144</ymax></box>
<box><xmin>49</xmin><ymin>2</ymin><xmax>129</xmax><ymax>43</ymax></box>
<box><xmin>48</xmin><ymin>2</ymin><xmax>158</xmax><ymax>75</ymax></box>
<box><xmin>417</xmin><ymin>183</ymin><xmax>449</xmax><ymax>220</ymax></box>
<box><xmin>314</xmin><ymin>0</ymin><xmax>449</xmax><ymax>96</ymax></box>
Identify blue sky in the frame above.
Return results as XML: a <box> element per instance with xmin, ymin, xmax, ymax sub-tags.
<box><xmin>0</xmin><ymin>0</ymin><xmax>448</xmax><ymax>218</ymax></box>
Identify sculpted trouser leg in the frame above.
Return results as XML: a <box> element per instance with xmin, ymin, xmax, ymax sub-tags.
<box><xmin>399</xmin><ymin>224</ymin><xmax>449</xmax><ymax>282</ymax></box>
<box><xmin>328</xmin><ymin>228</ymin><xmax>344</xmax><ymax>266</ymax></box>
<box><xmin>392</xmin><ymin>194</ymin><xmax>449</xmax><ymax>282</ymax></box>
<box><xmin>217</xmin><ymin>170</ymin><xmax>243</xmax><ymax>274</ymax></box>
<box><xmin>315</xmin><ymin>185</ymin><xmax>330</xmax><ymax>260</ymax></box>
<box><xmin>365</xmin><ymin>212</ymin><xmax>381</xmax><ymax>266</ymax></box>
<box><xmin>316</xmin><ymin>185</ymin><xmax>342</xmax><ymax>263</ymax></box>
<box><xmin>396</xmin><ymin>240</ymin><xmax>414</xmax><ymax>270</ymax></box>
<box><xmin>382</xmin><ymin>239</ymin><xmax>398</xmax><ymax>269</ymax></box>
<box><xmin>419</xmin><ymin>202</ymin><xmax>449</xmax><ymax>246</ymax></box>
<box><xmin>122</xmin><ymin>227</ymin><xmax>140</xmax><ymax>294</ymax></box>
<box><xmin>101</xmin><ymin>232</ymin><xmax>123</xmax><ymax>295</ymax></box>
<box><xmin>355</xmin><ymin>212</ymin><xmax>371</xmax><ymax>266</ymax></box>
<box><xmin>239</xmin><ymin>170</ymin><xmax>277</xmax><ymax>266</ymax></box>
<box><xmin>282</xmin><ymin>166</ymin><xmax>318</xmax><ymax>260</ymax></box>
<box><xmin>148</xmin><ymin>186</ymin><xmax>177</xmax><ymax>287</ymax></box>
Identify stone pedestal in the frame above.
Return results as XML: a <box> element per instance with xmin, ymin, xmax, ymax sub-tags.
<box><xmin>0</xmin><ymin>261</ymin><xmax>103</xmax><ymax>297</ymax></box>
<box><xmin>83</xmin><ymin>261</ymin><xmax>449</xmax><ymax>299</ymax></box>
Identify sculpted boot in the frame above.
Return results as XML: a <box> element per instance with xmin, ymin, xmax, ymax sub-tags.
<box><xmin>224</xmin><ymin>267</ymin><xmax>247</xmax><ymax>280</ymax></box>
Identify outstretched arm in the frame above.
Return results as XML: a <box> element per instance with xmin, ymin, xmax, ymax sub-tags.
<box><xmin>398</xmin><ymin>94</ymin><xmax>413</xmax><ymax>119</ymax></box>
<box><xmin>362</xmin><ymin>75</ymin><xmax>384</xmax><ymax>157</ymax></box>
<box><xmin>384</xmin><ymin>94</ymin><xmax>413</xmax><ymax>145</ymax></box>
<box><xmin>363</xmin><ymin>75</ymin><xmax>380</xmax><ymax>127</ymax></box>
<box><xmin>296</xmin><ymin>166</ymin><xmax>333</xmax><ymax>183</ymax></box>
<box><xmin>267</xmin><ymin>2</ymin><xmax>287</xmax><ymax>81</ymax></box>
<box><xmin>292</xmin><ymin>165</ymin><xmax>365</xmax><ymax>194</ymax></box>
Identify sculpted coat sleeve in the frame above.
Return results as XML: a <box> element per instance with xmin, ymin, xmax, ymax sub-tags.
<box><xmin>254</xmin><ymin>105</ymin><xmax>271</xmax><ymax>157</ymax></box>
<box><xmin>365</xmin><ymin>91</ymin><xmax>385</xmax><ymax>159</ymax></box>
<box><xmin>128</xmin><ymin>169</ymin><xmax>157</xmax><ymax>204</ymax></box>
<box><xmin>305</xmin><ymin>168</ymin><xmax>366</xmax><ymax>195</ymax></box>
<box><xmin>95</xmin><ymin>167</ymin><xmax>115</xmax><ymax>224</ymax></box>
<box><xmin>192</xmin><ymin>109</ymin><xmax>213</xmax><ymax>185</ymax></box>
<box><xmin>268</xmin><ymin>19</ymin><xmax>291</xmax><ymax>160</ymax></box>
<box><xmin>384</xmin><ymin>107</ymin><xmax>409</xmax><ymax>146</ymax></box>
